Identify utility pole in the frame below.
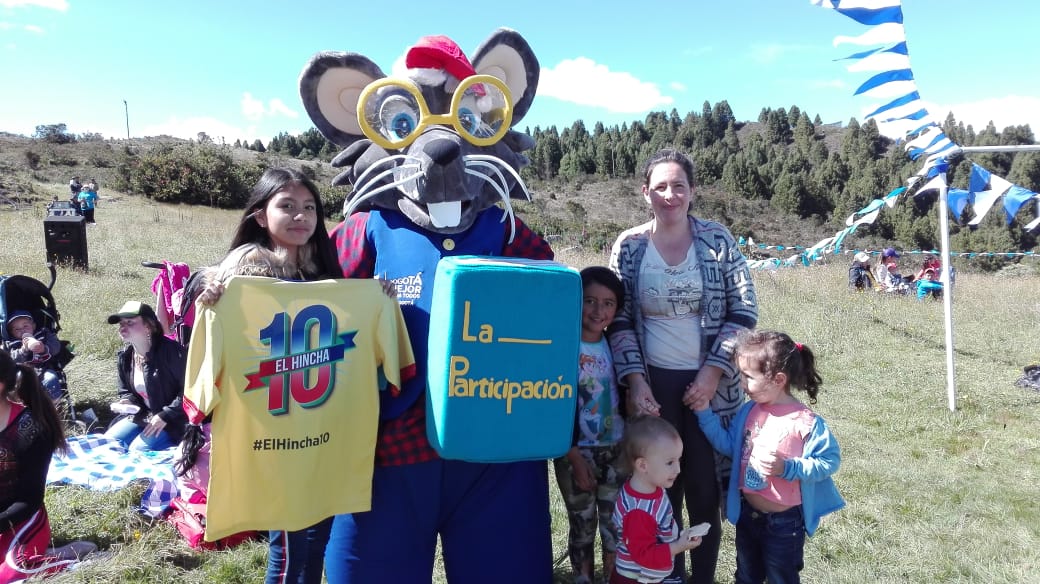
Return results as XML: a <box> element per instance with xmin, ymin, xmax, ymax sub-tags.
<box><xmin>123</xmin><ymin>100</ymin><xmax>130</xmax><ymax>140</ymax></box>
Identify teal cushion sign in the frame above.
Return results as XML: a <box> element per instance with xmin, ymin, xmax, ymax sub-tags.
<box><xmin>426</xmin><ymin>256</ymin><xmax>581</xmax><ymax>462</ymax></box>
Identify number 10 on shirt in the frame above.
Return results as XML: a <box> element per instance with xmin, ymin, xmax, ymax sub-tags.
<box><xmin>246</xmin><ymin>304</ymin><xmax>358</xmax><ymax>415</ymax></box>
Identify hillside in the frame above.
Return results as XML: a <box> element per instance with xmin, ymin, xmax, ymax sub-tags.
<box><xmin>4</xmin><ymin>113</ymin><xmax>1038</xmax><ymax>270</ymax></box>
<box><xmin>0</xmin><ymin>131</ymin><xmax>851</xmax><ymax>256</ymax></box>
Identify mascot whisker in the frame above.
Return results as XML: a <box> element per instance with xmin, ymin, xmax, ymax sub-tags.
<box><xmin>300</xmin><ymin>29</ymin><xmax>556</xmax><ymax>584</ymax></box>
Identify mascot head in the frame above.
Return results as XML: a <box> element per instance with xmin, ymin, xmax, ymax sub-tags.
<box><xmin>299</xmin><ymin>29</ymin><xmax>539</xmax><ymax>237</ymax></box>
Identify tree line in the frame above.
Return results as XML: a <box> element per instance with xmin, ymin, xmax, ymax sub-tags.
<box><xmin>243</xmin><ymin>102</ymin><xmax>1038</xmax><ymax>255</ymax></box>
<box><xmin>40</xmin><ymin>97</ymin><xmax>1037</xmax><ymax>264</ymax></box>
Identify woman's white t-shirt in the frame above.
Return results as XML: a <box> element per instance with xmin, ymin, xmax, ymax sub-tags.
<box><xmin>639</xmin><ymin>240</ymin><xmax>703</xmax><ymax>370</ymax></box>
<box><xmin>132</xmin><ymin>362</ymin><xmax>151</xmax><ymax>408</ymax></box>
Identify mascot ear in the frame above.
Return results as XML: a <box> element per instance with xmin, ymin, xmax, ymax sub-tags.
<box><xmin>299</xmin><ymin>52</ymin><xmax>385</xmax><ymax>148</ymax></box>
<box><xmin>471</xmin><ymin>28</ymin><xmax>539</xmax><ymax>125</ymax></box>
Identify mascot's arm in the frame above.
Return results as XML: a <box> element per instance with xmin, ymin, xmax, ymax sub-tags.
<box><xmin>331</xmin><ymin>212</ymin><xmax>375</xmax><ymax>278</ymax></box>
<box><xmin>501</xmin><ymin>216</ymin><xmax>553</xmax><ymax>260</ymax></box>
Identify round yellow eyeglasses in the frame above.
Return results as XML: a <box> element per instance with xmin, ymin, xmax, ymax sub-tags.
<box><xmin>357</xmin><ymin>74</ymin><xmax>513</xmax><ymax>151</ymax></box>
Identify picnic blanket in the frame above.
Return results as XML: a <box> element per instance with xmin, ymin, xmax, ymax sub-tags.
<box><xmin>47</xmin><ymin>434</ymin><xmax>179</xmax><ymax>518</ymax></box>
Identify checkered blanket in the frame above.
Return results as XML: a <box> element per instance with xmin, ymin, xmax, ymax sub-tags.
<box><xmin>47</xmin><ymin>434</ymin><xmax>180</xmax><ymax>518</ymax></box>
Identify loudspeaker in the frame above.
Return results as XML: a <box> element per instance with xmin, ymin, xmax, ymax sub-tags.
<box><xmin>44</xmin><ymin>215</ymin><xmax>88</xmax><ymax>269</ymax></box>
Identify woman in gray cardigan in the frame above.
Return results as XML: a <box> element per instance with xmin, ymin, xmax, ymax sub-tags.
<box><xmin>608</xmin><ymin>149</ymin><xmax>758</xmax><ymax>584</ymax></box>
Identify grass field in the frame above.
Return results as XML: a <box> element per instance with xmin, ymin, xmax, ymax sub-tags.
<box><xmin>2</xmin><ymin>184</ymin><xmax>1040</xmax><ymax>583</ymax></box>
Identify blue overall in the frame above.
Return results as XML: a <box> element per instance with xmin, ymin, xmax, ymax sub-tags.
<box><xmin>324</xmin><ymin>209</ymin><xmax>553</xmax><ymax>584</ymax></box>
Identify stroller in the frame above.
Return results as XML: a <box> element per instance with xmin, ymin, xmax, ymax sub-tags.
<box><xmin>142</xmin><ymin>260</ymin><xmax>202</xmax><ymax>346</ymax></box>
<box><xmin>0</xmin><ymin>264</ymin><xmax>86</xmax><ymax>430</ymax></box>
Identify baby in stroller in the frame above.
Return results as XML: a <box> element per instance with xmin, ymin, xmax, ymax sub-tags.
<box><xmin>4</xmin><ymin>312</ymin><xmax>62</xmax><ymax>400</ymax></box>
<box><xmin>0</xmin><ymin>272</ymin><xmax>81</xmax><ymax>430</ymax></box>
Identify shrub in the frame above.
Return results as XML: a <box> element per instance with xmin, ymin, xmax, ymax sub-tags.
<box><xmin>24</xmin><ymin>150</ymin><xmax>41</xmax><ymax>169</ymax></box>
<box><xmin>116</xmin><ymin>144</ymin><xmax>260</xmax><ymax>208</ymax></box>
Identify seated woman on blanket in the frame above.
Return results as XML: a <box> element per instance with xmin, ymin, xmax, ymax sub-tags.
<box><xmin>874</xmin><ymin>247</ymin><xmax>910</xmax><ymax>294</ymax></box>
<box><xmin>103</xmin><ymin>301</ymin><xmax>188</xmax><ymax>451</ymax></box>
<box><xmin>0</xmin><ymin>350</ymin><xmax>95</xmax><ymax>583</ymax></box>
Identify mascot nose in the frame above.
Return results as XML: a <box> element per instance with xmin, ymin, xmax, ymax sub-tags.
<box><xmin>423</xmin><ymin>138</ymin><xmax>461</xmax><ymax>165</ymax></box>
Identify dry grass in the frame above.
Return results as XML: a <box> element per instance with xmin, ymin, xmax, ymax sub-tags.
<box><xmin>2</xmin><ymin>192</ymin><xmax>1040</xmax><ymax>583</ymax></box>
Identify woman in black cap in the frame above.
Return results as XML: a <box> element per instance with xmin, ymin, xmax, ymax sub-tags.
<box><xmin>102</xmin><ymin>301</ymin><xmax>187</xmax><ymax>451</ymax></box>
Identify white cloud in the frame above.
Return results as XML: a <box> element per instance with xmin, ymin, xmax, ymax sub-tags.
<box><xmin>241</xmin><ymin>92</ymin><xmax>298</xmax><ymax>121</ymax></box>
<box><xmin>268</xmin><ymin>98</ymin><xmax>298</xmax><ymax>119</ymax></box>
<box><xmin>539</xmin><ymin>57</ymin><xmax>673</xmax><ymax>113</ymax></box>
<box><xmin>0</xmin><ymin>0</ymin><xmax>68</xmax><ymax>10</ymax></box>
<box><xmin>865</xmin><ymin>96</ymin><xmax>1040</xmax><ymax>140</ymax></box>
<box><xmin>23</xmin><ymin>24</ymin><xmax>43</xmax><ymax>34</ymax></box>
<box><xmin>241</xmin><ymin>92</ymin><xmax>266</xmax><ymax>121</ymax></box>
<box><xmin>932</xmin><ymin>95</ymin><xmax>1040</xmax><ymax>135</ymax></box>
<box><xmin>749</xmin><ymin>43</ymin><xmax>815</xmax><ymax>65</ymax></box>
<box><xmin>0</xmin><ymin>22</ymin><xmax>12</xmax><ymax>29</ymax></box>
<box><xmin>669</xmin><ymin>81</ymin><xmax>687</xmax><ymax>92</ymax></box>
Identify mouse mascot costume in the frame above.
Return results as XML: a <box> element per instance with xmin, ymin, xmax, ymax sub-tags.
<box><xmin>300</xmin><ymin>29</ymin><xmax>554</xmax><ymax>583</ymax></box>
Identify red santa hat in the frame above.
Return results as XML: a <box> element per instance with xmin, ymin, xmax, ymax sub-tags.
<box><xmin>405</xmin><ymin>35</ymin><xmax>476</xmax><ymax>82</ymax></box>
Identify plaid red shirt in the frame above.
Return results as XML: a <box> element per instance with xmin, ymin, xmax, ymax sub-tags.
<box><xmin>331</xmin><ymin>211</ymin><xmax>553</xmax><ymax>466</ymax></box>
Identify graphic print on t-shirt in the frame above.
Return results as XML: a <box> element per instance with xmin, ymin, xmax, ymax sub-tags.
<box><xmin>244</xmin><ymin>304</ymin><xmax>358</xmax><ymax>415</ymax></box>
<box><xmin>182</xmin><ymin>276</ymin><xmax>415</xmax><ymax>540</ymax></box>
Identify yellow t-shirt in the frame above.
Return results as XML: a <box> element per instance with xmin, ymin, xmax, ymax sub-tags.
<box><xmin>183</xmin><ymin>276</ymin><xmax>415</xmax><ymax>540</ymax></box>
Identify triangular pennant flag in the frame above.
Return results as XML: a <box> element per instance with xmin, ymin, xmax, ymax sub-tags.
<box><xmin>836</xmin><ymin>41</ymin><xmax>908</xmax><ymax>62</ymax></box>
<box><xmin>1003</xmin><ymin>186</ymin><xmax>1038</xmax><ymax>224</ymax></box>
<box><xmin>882</xmin><ymin>108</ymin><xmax>929</xmax><ymax>122</ymax></box>
<box><xmin>836</xmin><ymin>5</ymin><xmax>904</xmax><ymax>26</ymax></box>
<box><xmin>905</xmin><ymin>128</ymin><xmax>945</xmax><ymax>151</ymax></box>
<box><xmin>860</xmin><ymin>79</ymin><xmax>917</xmax><ymax>99</ymax></box>
<box><xmin>847</xmin><ymin>207</ymin><xmax>881</xmax><ymax>227</ymax></box>
<box><xmin>968</xmin><ymin>164</ymin><xmax>992</xmax><ymax>193</ymax></box>
<box><xmin>947</xmin><ymin>188</ymin><xmax>972</xmax><ymax>219</ymax></box>
<box><xmin>903</xmin><ymin>121</ymin><xmax>937</xmax><ymax>142</ymax></box>
<box><xmin>914</xmin><ymin>174</ymin><xmax>946</xmax><ymax>196</ymax></box>
<box><xmin>812</xmin><ymin>0</ymin><xmax>901</xmax><ymax>9</ymax></box>
<box><xmin>834</xmin><ymin>22</ymin><xmax>906</xmax><ymax>47</ymax></box>
<box><xmin>865</xmin><ymin>91</ymin><xmax>921</xmax><ymax>119</ymax></box>
<box><xmin>969</xmin><ymin>175</ymin><xmax>1014</xmax><ymax>226</ymax></box>
<box><xmin>847</xmin><ymin>51</ymin><xmax>911</xmax><ymax>73</ymax></box>
<box><xmin>855</xmin><ymin>69</ymin><xmax>915</xmax><ymax>95</ymax></box>
<box><xmin>883</xmin><ymin>186</ymin><xmax>905</xmax><ymax>207</ymax></box>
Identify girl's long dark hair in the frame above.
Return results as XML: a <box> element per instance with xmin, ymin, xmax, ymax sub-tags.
<box><xmin>230</xmin><ymin>167</ymin><xmax>343</xmax><ymax>279</ymax></box>
<box><xmin>0</xmin><ymin>350</ymin><xmax>67</xmax><ymax>455</ymax></box>
<box><xmin>175</xmin><ymin>421</ymin><xmax>206</xmax><ymax>477</ymax></box>
<box><xmin>735</xmin><ymin>330</ymin><xmax>823</xmax><ymax>403</ymax></box>
<box><xmin>180</xmin><ymin>169</ymin><xmax>344</xmax><ymax>474</ymax></box>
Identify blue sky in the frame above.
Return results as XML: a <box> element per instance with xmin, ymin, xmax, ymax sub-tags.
<box><xmin>2</xmin><ymin>0</ymin><xmax>1038</xmax><ymax>144</ymax></box>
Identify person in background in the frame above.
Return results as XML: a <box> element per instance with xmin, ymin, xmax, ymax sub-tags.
<box><xmin>874</xmin><ymin>248</ymin><xmax>909</xmax><ymax>293</ymax></box>
<box><xmin>847</xmin><ymin>252</ymin><xmax>876</xmax><ymax>292</ymax></box>
<box><xmin>554</xmin><ymin>266</ymin><xmax>627</xmax><ymax>584</ymax></box>
<box><xmin>915</xmin><ymin>254</ymin><xmax>941</xmax><ymax>282</ymax></box>
<box><xmin>693</xmin><ymin>330</ymin><xmax>844</xmax><ymax>584</ymax></box>
<box><xmin>0</xmin><ymin>350</ymin><xmax>96</xmax><ymax>583</ymax></box>
<box><xmin>915</xmin><ymin>268</ymin><xmax>943</xmax><ymax>301</ymax></box>
<box><xmin>77</xmin><ymin>180</ymin><xmax>98</xmax><ymax>224</ymax></box>
<box><xmin>68</xmin><ymin>176</ymin><xmax>82</xmax><ymax>214</ymax></box>
<box><xmin>4</xmin><ymin>311</ymin><xmax>63</xmax><ymax>400</ymax></box>
<box><xmin>103</xmin><ymin>301</ymin><xmax>187</xmax><ymax>452</ymax></box>
<box><xmin>608</xmin><ymin>148</ymin><xmax>758</xmax><ymax>584</ymax></box>
<box><xmin>612</xmin><ymin>415</ymin><xmax>704</xmax><ymax>584</ymax></box>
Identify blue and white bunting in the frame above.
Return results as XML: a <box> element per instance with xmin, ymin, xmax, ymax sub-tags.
<box><xmin>810</xmin><ymin>0</ymin><xmax>1040</xmax><ymax>237</ymax></box>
